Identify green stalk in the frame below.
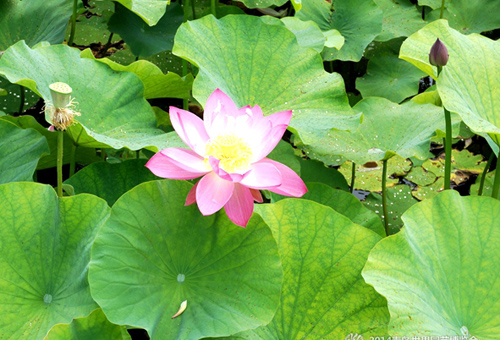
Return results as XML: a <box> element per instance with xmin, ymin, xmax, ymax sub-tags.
<box><xmin>182</xmin><ymin>0</ymin><xmax>190</xmax><ymax>111</ymax></box>
<box><xmin>350</xmin><ymin>162</ymin><xmax>356</xmax><ymax>194</ymax></box>
<box><xmin>382</xmin><ymin>159</ymin><xmax>390</xmax><ymax>236</ymax></box>
<box><xmin>68</xmin><ymin>0</ymin><xmax>78</xmax><ymax>46</ymax></box>
<box><xmin>210</xmin><ymin>0</ymin><xmax>217</xmax><ymax>17</ymax></box>
<box><xmin>69</xmin><ymin>143</ymin><xmax>77</xmax><ymax>177</ymax></box>
<box><xmin>478</xmin><ymin>152</ymin><xmax>494</xmax><ymax>196</ymax></box>
<box><xmin>439</xmin><ymin>0</ymin><xmax>445</xmax><ymax>19</ymax></box>
<box><xmin>57</xmin><ymin>131</ymin><xmax>64</xmax><ymax>197</ymax></box>
<box><xmin>492</xmin><ymin>160</ymin><xmax>500</xmax><ymax>199</ymax></box>
<box><xmin>18</xmin><ymin>85</ymin><xmax>25</xmax><ymax>115</ymax></box>
<box><xmin>444</xmin><ymin>107</ymin><xmax>452</xmax><ymax>190</ymax></box>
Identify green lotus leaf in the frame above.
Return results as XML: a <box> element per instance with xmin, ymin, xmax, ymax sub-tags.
<box><xmin>471</xmin><ymin>169</ymin><xmax>494</xmax><ymax>196</ymax></box>
<box><xmin>323</xmin><ymin>29</ymin><xmax>345</xmax><ymax>49</ymax></box>
<box><xmin>364</xmin><ymin>184</ymin><xmax>417</xmax><ymax>234</ymax></box>
<box><xmin>339</xmin><ymin>156</ymin><xmax>412</xmax><ymax>192</ymax></box>
<box><xmin>417</xmin><ymin>0</ymin><xmax>441</xmax><ymax>8</ymax></box>
<box><xmin>400</xmin><ymin>20</ymin><xmax>500</xmax><ymax>145</ymax></box>
<box><xmin>108</xmin><ymin>2</ymin><xmax>183</xmax><ymax>58</ymax></box>
<box><xmin>363</xmin><ymin>190</ymin><xmax>500</xmax><ymax>338</ymax></box>
<box><xmin>411</xmin><ymin>176</ymin><xmax>443</xmax><ymax>201</ymax></box>
<box><xmin>173</xmin><ymin>14</ymin><xmax>359</xmax><ymax>162</ymax></box>
<box><xmin>0</xmin><ymin>76</ymin><xmax>39</xmax><ymax>114</ymax></box>
<box><xmin>237</xmin><ymin>0</ymin><xmax>287</xmax><ymax>9</ymax></box>
<box><xmin>110</xmin><ymin>0</ymin><xmax>169</xmax><ymax>26</ymax></box>
<box><xmin>425</xmin><ymin>0</ymin><xmax>500</xmax><ymax>34</ymax></box>
<box><xmin>356</xmin><ymin>52</ymin><xmax>426</xmax><ymax>103</ymax></box>
<box><xmin>405</xmin><ymin>166</ymin><xmax>437</xmax><ymax>187</ymax></box>
<box><xmin>299</xmin><ymin>157</ymin><xmax>350</xmax><ymax>191</ymax></box>
<box><xmin>44</xmin><ymin>308</ymin><xmax>131</xmax><ymax>340</ymax></box>
<box><xmin>0</xmin><ymin>0</ymin><xmax>73</xmax><ymax>50</ymax></box>
<box><xmin>0</xmin><ymin>115</ymin><xmax>101</xmax><ymax>170</ymax></box>
<box><xmin>326</xmin><ymin>98</ymin><xmax>442</xmax><ymax>164</ymax></box>
<box><xmin>0</xmin><ymin>182</ymin><xmax>110</xmax><ymax>340</ymax></box>
<box><xmin>0</xmin><ymin>41</ymin><xmax>178</xmax><ymax>151</ymax></box>
<box><xmin>373</xmin><ymin>0</ymin><xmax>425</xmax><ymax>42</ymax></box>
<box><xmin>275</xmin><ymin>182</ymin><xmax>385</xmax><ymax>236</ymax></box>
<box><xmin>230</xmin><ymin>199</ymin><xmax>389</xmax><ymax>338</ymax></box>
<box><xmin>64</xmin><ymin>159</ymin><xmax>159</xmax><ymax>206</ymax></box>
<box><xmin>88</xmin><ymin>180</ymin><xmax>282</xmax><ymax>340</ymax></box>
<box><xmin>80</xmin><ymin>49</ymin><xmax>193</xmax><ymax>99</ymax></box>
<box><xmin>0</xmin><ymin>119</ymin><xmax>49</xmax><ymax>184</ymax></box>
<box><xmin>267</xmin><ymin>140</ymin><xmax>301</xmax><ymax>176</ymax></box>
<box><xmin>296</xmin><ymin>0</ymin><xmax>383</xmax><ymax>61</ymax></box>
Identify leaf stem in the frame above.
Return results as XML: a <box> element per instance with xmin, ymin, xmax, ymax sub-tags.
<box><xmin>444</xmin><ymin>107</ymin><xmax>452</xmax><ymax>190</ymax></box>
<box><xmin>68</xmin><ymin>0</ymin><xmax>78</xmax><ymax>46</ymax></box>
<box><xmin>478</xmin><ymin>152</ymin><xmax>494</xmax><ymax>196</ymax></box>
<box><xmin>439</xmin><ymin>0</ymin><xmax>445</xmax><ymax>19</ymax></box>
<box><xmin>182</xmin><ymin>0</ymin><xmax>190</xmax><ymax>111</ymax></box>
<box><xmin>211</xmin><ymin>0</ymin><xmax>217</xmax><ymax>17</ymax></box>
<box><xmin>382</xmin><ymin>159</ymin><xmax>389</xmax><ymax>236</ymax></box>
<box><xmin>69</xmin><ymin>143</ymin><xmax>77</xmax><ymax>177</ymax></box>
<box><xmin>492</xmin><ymin>158</ymin><xmax>500</xmax><ymax>199</ymax></box>
<box><xmin>57</xmin><ymin>131</ymin><xmax>64</xmax><ymax>197</ymax></box>
<box><xmin>18</xmin><ymin>85</ymin><xmax>25</xmax><ymax>115</ymax></box>
<box><xmin>350</xmin><ymin>162</ymin><xmax>356</xmax><ymax>194</ymax></box>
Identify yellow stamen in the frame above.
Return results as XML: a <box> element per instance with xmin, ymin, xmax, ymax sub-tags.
<box><xmin>205</xmin><ymin>134</ymin><xmax>253</xmax><ymax>173</ymax></box>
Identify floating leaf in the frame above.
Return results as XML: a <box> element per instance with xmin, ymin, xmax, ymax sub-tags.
<box><xmin>400</xmin><ymin>20</ymin><xmax>500</xmax><ymax>146</ymax></box>
<box><xmin>339</xmin><ymin>156</ymin><xmax>412</xmax><ymax>192</ymax></box>
<box><xmin>108</xmin><ymin>2</ymin><xmax>184</xmax><ymax>58</ymax></box>
<box><xmin>405</xmin><ymin>165</ymin><xmax>437</xmax><ymax>186</ymax></box>
<box><xmin>327</xmin><ymin>98</ymin><xmax>442</xmax><ymax>164</ymax></box>
<box><xmin>0</xmin><ymin>182</ymin><xmax>109</xmax><ymax>340</ymax></box>
<box><xmin>0</xmin><ymin>0</ymin><xmax>73</xmax><ymax>50</ymax></box>
<box><xmin>64</xmin><ymin>159</ymin><xmax>159</xmax><ymax>206</ymax></box>
<box><xmin>356</xmin><ymin>52</ymin><xmax>426</xmax><ymax>103</ymax></box>
<box><xmin>173</xmin><ymin>15</ymin><xmax>359</xmax><ymax>162</ymax></box>
<box><xmin>80</xmin><ymin>49</ymin><xmax>193</xmax><ymax>99</ymax></box>
<box><xmin>0</xmin><ymin>41</ymin><xmax>178</xmax><ymax>151</ymax></box>
<box><xmin>296</xmin><ymin>0</ymin><xmax>383</xmax><ymax>61</ymax></box>
<box><xmin>89</xmin><ymin>180</ymin><xmax>282</xmax><ymax>340</ymax></box>
<box><xmin>0</xmin><ymin>119</ymin><xmax>49</xmax><ymax>184</ymax></box>
<box><xmin>363</xmin><ymin>190</ymin><xmax>500</xmax><ymax>338</ymax></box>
<box><xmin>412</xmin><ymin>176</ymin><xmax>444</xmax><ymax>201</ymax></box>
<box><xmin>364</xmin><ymin>184</ymin><xmax>417</xmax><ymax>234</ymax></box>
<box><xmin>228</xmin><ymin>199</ymin><xmax>389</xmax><ymax>338</ymax></box>
<box><xmin>44</xmin><ymin>309</ymin><xmax>131</xmax><ymax>340</ymax></box>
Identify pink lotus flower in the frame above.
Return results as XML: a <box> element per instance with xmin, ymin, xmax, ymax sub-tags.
<box><xmin>146</xmin><ymin>89</ymin><xmax>307</xmax><ymax>227</ymax></box>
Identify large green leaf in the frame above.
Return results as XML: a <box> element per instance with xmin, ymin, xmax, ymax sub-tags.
<box><xmin>80</xmin><ymin>49</ymin><xmax>193</xmax><ymax>100</ymax></box>
<box><xmin>356</xmin><ymin>52</ymin><xmax>426</xmax><ymax>103</ymax></box>
<box><xmin>64</xmin><ymin>159</ymin><xmax>159</xmax><ymax>206</ymax></box>
<box><xmin>400</xmin><ymin>20</ymin><xmax>500</xmax><ymax>146</ymax></box>
<box><xmin>363</xmin><ymin>190</ymin><xmax>500</xmax><ymax>338</ymax></box>
<box><xmin>325</xmin><ymin>97</ymin><xmax>442</xmax><ymax>164</ymax></box>
<box><xmin>296</xmin><ymin>0</ymin><xmax>383</xmax><ymax>61</ymax></box>
<box><xmin>230</xmin><ymin>199</ymin><xmax>388</xmax><ymax>339</ymax></box>
<box><xmin>0</xmin><ymin>0</ymin><xmax>73</xmax><ymax>50</ymax></box>
<box><xmin>89</xmin><ymin>180</ymin><xmax>282</xmax><ymax>340</ymax></box>
<box><xmin>0</xmin><ymin>182</ymin><xmax>110</xmax><ymax>340</ymax></box>
<box><xmin>0</xmin><ymin>119</ymin><xmax>49</xmax><ymax>184</ymax></box>
<box><xmin>0</xmin><ymin>41</ymin><xmax>178</xmax><ymax>151</ymax></box>
<box><xmin>44</xmin><ymin>309</ymin><xmax>131</xmax><ymax>340</ymax></box>
<box><xmin>108</xmin><ymin>2</ymin><xmax>184</xmax><ymax>58</ymax></box>
<box><xmin>110</xmin><ymin>0</ymin><xmax>169</xmax><ymax>26</ymax></box>
<box><xmin>373</xmin><ymin>0</ymin><xmax>425</xmax><ymax>42</ymax></box>
<box><xmin>173</xmin><ymin>15</ymin><xmax>359</xmax><ymax>163</ymax></box>
<box><xmin>0</xmin><ymin>115</ymin><xmax>101</xmax><ymax>170</ymax></box>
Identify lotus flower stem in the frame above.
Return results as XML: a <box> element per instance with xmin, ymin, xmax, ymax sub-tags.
<box><xmin>182</xmin><ymin>0</ymin><xmax>190</xmax><ymax>111</ymax></box>
<box><xmin>478</xmin><ymin>152</ymin><xmax>494</xmax><ymax>196</ymax></box>
<box><xmin>69</xmin><ymin>143</ymin><xmax>77</xmax><ymax>177</ymax></box>
<box><xmin>444</xmin><ymin>107</ymin><xmax>452</xmax><ymax>190</ymax></box>
<box><xmin>18</xmin><ymin>85</ymin><xmax>24</xmax><ymax>115</ymax></box>
<box><xmin>68</xmin><ymin>0</ymin><xmax>78</xmax><ymax>46</ymax></box>
<box><xmin>439</xmin><ymin>0</ymin><xmax>445</xmax><ymax>19</ymax></box>
<box><xmin>57</xmin><ymin>131</ymin><xmax>64</xmax><ymax>197</ymax></box>
<box><xmin>492</xmin><ymin>159</ymin><xmax>500</xmax><ymax>199</ymax></box>
<box><xmin>382</xmin><ymin>159</ymin><xmax>389</xmax><ymax>236</ymax></box>
<box><xmin>211</xmin><ymin>0</ymin><xmax>217</xmax><ymax>17</ymax></box>
<box><xmin>350</xmin><ymin>162</ymin><xmax>356</xmax><ymax>194</ymax></box>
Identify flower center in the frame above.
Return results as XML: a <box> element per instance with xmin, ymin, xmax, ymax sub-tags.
<box><xmin>205</xmin><ymin>134</ymin><xmax>253</xmax><ymax>173</ymax></box>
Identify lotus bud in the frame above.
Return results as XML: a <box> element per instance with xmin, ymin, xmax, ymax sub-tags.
<box><xmin>44</xmin><ymin>82</ymin><xmax>80</xmax><ymax>131</ymax></box>
<box><xmin>429</xmin><ymin>38</ymin><xmax>449</xmax><ymax>67</ymax></box>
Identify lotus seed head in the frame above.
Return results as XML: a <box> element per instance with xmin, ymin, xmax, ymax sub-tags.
<box><xmin>49</xmin><ymin>82</ymin><xmax>72</xmax><ymax>95</ymax></box>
